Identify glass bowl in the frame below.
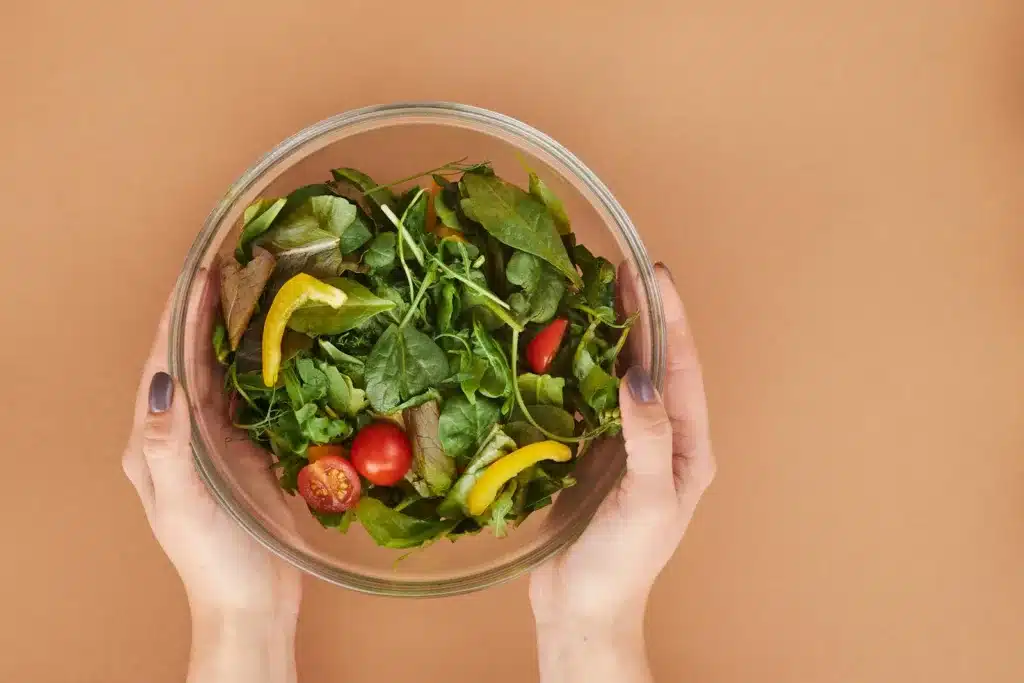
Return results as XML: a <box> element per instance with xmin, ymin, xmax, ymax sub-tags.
<box><xmin>169</xmin><ymin>102</ymin><xmax>665</xmax><ymax>597</ymax></box>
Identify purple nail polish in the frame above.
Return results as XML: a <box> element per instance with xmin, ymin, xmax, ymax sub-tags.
<box><xmin>624</xmin><ymin>366</ymin><xmax>656</xmax><ymax>404</ymax></box>
<box><xmin>149</xmin><ymin>372</ymin><xmax>174</xmax><ymax>413</ymax></box>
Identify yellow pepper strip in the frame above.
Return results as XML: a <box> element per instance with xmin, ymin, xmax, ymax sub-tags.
<box><xmin>467</xmin><ymin>441</ymin><xmax>572</xmax><ymax>516</ymax></box>
<box><xmin>262</xmin><ymin>274</ymin><xmax>347</xmax><ymax>386</ymax></box>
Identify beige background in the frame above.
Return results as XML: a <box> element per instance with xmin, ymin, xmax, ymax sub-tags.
<box><xmin>2</xmin><ymin>0</ymin><xmax>1023</xmax><ymax>681</ymax></box>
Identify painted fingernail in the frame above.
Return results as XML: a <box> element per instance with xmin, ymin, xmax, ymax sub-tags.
<box><xmin>149</xmin><ymin>372</ymin><xmax>174</xmax><ymax>413</ymax></box>
<box><xmin>624</xmin><ymin>366</ymin><xmax>656</xmax><ymax>404</ymax></box>
<box><xmin>654</xmin><ymin>262</ymin><xmax>675</xmax><ymax>283</ymax></box>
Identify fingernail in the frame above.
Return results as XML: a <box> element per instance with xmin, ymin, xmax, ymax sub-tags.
<box><xmin>624</xmin><ymin>366</ymin><xmax>656</xmax><ymax>404</ymax></box>
<box><xmin>149</xmin><ymin>372</ymin><xmax>174</xmax><ymax>413</ymax></box>
<box><xmin>654</xmin><ymin>262</ymin><xmax>675</xmax><ymax>283</ymax></box>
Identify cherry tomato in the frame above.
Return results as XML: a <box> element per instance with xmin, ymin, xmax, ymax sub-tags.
<box><xmin>307</xmin><ymin>444</ymin><xmax>346</xmax><ymax>463</ymax></box>
<box><xmin>350</xmin><ymin>422</ymin><xmax>413</xmax><ymax>486</ymax></box>
<box><xmin>526</xmin><ymin>318</ymin><xmax>569</xmax><ymax>374</ymax></box>
<box><xmin>297</xmin><ymin>456</ymin><xmax>361</xmax><ymax>513</ymax></box>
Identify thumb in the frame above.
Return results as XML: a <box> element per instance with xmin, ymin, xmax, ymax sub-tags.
<box><xmin>619</xmin><ymin>366</ymin><xmax>674</xmax><ymax>481</ymax></box>
<box><xmin>141</xmin><ymin>371</ymin><xmax>198</xmax><ymax>499</ymax></box>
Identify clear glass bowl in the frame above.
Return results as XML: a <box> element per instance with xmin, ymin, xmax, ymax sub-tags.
<box><xmin>169</xmin><ymin>102</ymin><xmax>666</xmax><ymax>596</ymax></box>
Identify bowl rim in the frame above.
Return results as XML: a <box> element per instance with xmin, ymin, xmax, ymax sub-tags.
<box><xmin>169</xmin><ymin>101</ymin><xmax>666</xmax><ymax>597</ymax></box>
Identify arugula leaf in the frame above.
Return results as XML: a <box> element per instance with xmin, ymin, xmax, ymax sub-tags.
<box><xmin>299</xmin><ymin>412</ymin><xmax>350</xmax><ymax>443</ymax></box>
<box><xmin>439</xmin><ymin>428</ymin><xmax>517</xmax><ymax>518</ymax></box>
<box><xmin>438</xmin><ymin>395</ymin><xmax>501</xmax><ymax>461</ymax></box>
<box><xmin>516</xmin><ymin>373</ymin><xmax>565</xmax><ymax>406</ymax></box>
<box><xmin>459</xmin><ymin>173</ymin><xmax>581</xmax><ymax>287</ymax></box>
<box><xmin>397</xmin><ymin>188</ymin><xmax>428</xmax><ymax>239</ymax></box>
<box><xmin>363</xmin><ymin>232</ymin><xmax>397</xmax><ymax>272</ymax></box>
<box><xmin>471</xmin><ymin>317</ymin><xmax>512</xmax><ymax>405</ymax></box>
<box><xmin>218</xmin><ymin>247</ymin><xmax>276</xmax><ymax>350</ymax></box>
<box><xmin>572</xmin><ymin>244</ymin><xmax>616</xmax><ymax>316</ymax></box>
<box><xmin>436</xmin><ymin>282</ymin><xmax>459</xmax><ymax>333</ymax></box>
<box><xmin>451</xmin><ymin>350</ymin><xmax>488</xmax><ymax>403</ymax></box>
<box><xmin>286</xmin><ymin>277</ymin><xmax>397</xmax><ymax>336</ymax></box>
<box><xmin>330</xmin><ymin>167</ymin><xmax>398</xmax><ymax>229</ymax></box>
<box><xmin>274</xmin><ymin>453</ymin><xmax>306</xmax><ymax>494</ymax></box>
<box><xmin>212</xmin><ymin>322</ymin><xmax>230</xmax><ymax>365</ymax></box>
<box><xmin>364</xmin><ymin>324</ymin><xmax>450</xmax><ymax>413</ymax></box>
<box><xmin>317</xmin><ymin>340</ymin><xmax>365</xmax><ymax>384</ymax></box>
<box><xmin>236</xmin><ymin>198</ymin><xmax>287</xmax><ymax>263</ymax></box>
<box><xmin>355</xmin><ymin>498</ymin><xmax>457</xmax><ymax>549</ymax></box>
<box><xmin>528</xmin><ymin>171</ymin><xmax>571</xmax><ymax>235</ymax></box>
<box><xmin>485</xmin><ymin>480</ymin><xmax>518</xmax><ymax>538</ymax></box>
<box><xmin>403</xmin><ymin>400</ymin><xmax>455</xmax><ymax>496</ymax></box>
<box><xmin>506</xmin><ymin>251</ymin><xmax>565</xmax><ymax>324</ymax></box>
<box><xmin>433</xmin><ymin>177</ymin><xmax>465</xmax><ymax>232</ymax></box>
<box><xmin>573</xmin><ymin>322</ymin><xmax>619</xmax><ymax>413</ymax></box>
<box><xmin>320</xmin><ymin>362</ymin><xmax>367</xmax><ymax>416</ymax></box>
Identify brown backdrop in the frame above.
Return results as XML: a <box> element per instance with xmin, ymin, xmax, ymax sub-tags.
<box><xmin>2</xmin><ymin>0</ymin><xmax>1022</xmax><ymax>681</ymax></box>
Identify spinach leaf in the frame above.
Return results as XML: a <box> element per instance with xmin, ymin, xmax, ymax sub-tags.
<box><xmin>513</xmin><ymin>404</ymin><xmax>576</xmax><ymax>438</ymax></box>
<box><xmin>236</xmin><ymin>197</ymin><xmax>287</xmax><ymax>263</ymax></box>
<box><xmin>516</xmin><ymin>373</ymin><xmax>565</xmax><ymax>406</ymax></box>
<box><xmin>504</xmin><ymin>421</ymin><xmax>546</xmax><ymax>447</ymax></box>
<box><xmin>459</xmin><ymin>173</ymin><xmax>581</xmax><ymax>287</ymax></box>
<box><xmin>391</xmin><ymin>388</ymin><xmax>443</xmax><ymax>413</ymax></box>
<box><xmin>506</xmin><ymin>251</ymin><xmax>565</xmax><ymax>324</ymax></box>
<box><xmin>439</xmin><ymin>428</ymin><xmax>517</xmax><ymax>518</ymax></box>
<box><xmin>528</xmin><ymin>171</ymin><xmax>571</xmax><ymax>235</ymax></box>
<box><xmin>283</xmin><ymin>358</ymin><xmax>328</xmax><ymax>406</ymax></box>
<box><xmin>471</xmin><ymin>317</ymin><xmax>512</xmax><ymax>404</ymax></box>
<box><xmin>403</xmin><ymin>400</ymin><xmax>455</xmax><ymax>496</ymax></box>
<box><xmin>363</xmin><ymin>232</ymin><xmax>397</xmax><ymax>272</ymax></box>
<box><xmin>364</xmin><ymin>324</ymin><xmax>450</xmax><ymax>413</ymax></box>
<box><xmin>320</xmin><ymin>362</ymin><xmax>367</xmax><ymax>416</ymax></box>
<box><xmin>287</xmin><ymin>278</ymin><xmax>396</xmax><ymax>336</ymax></box>
<box><xmin>218</xmin><ymin>247</ymin><xmax>276</xmax><ymax>350</ymax></box>
<box><xmin>310</xmin><ymin>507</ymin><xmax>354</xmax><ymax>533</ymax></box>
<box><xmin>438</xmin><ymin>395</ymin><xmax>501</xmax><ymax>461</ymax></box>
<box><xmin>355</xmin><ymin>498</ymin><xmax>457</xmax><ymax>549</ymax></box>
<box><xmin>451</xmin><ymin>350</ymin><xmax>488</xmax><ymax>403</ymax></box>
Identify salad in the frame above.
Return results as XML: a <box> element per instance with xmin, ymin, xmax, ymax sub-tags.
<box><xmin>213</xmin><ymin>160</ymin><xmax>635</xmax><ymax>549</ymax></box>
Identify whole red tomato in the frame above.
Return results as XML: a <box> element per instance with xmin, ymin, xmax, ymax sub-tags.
<box><xmin>350</xmin><ymin>422</ymin><xmax>413</xmax><ymax>487</ymax></box>
<box><xmin>526</xmin><ymin>318</ymin><xmax>569</xmax><ymax>374</ymax></box>
<box><xmin>297</xmin><ymin>455</ymin><xmax>361</xmax><ymax>513</ymax></box>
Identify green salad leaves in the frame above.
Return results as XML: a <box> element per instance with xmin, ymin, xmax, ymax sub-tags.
<box><xmin>214</xmin><ymin>160</ymin><xmax>634</xmax><ymax>550</ymax></box>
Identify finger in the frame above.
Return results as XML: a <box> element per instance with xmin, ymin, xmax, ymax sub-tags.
<box><xmin>619</xmin><ymin>365</ymin><xmax>675</xmax><ymax>482</ymax></box>
<box><xmin>141</xmin><ymin>371</ymin><xmax>200</xmax><ymax>503</ymax></box>
<box><xmin>654</xmin><ymin>263</ymin><xmax>716</xmax><ymax>495</ymax></box>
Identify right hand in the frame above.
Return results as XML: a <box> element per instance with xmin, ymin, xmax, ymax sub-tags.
<box><xmin>530</xmin><ymin>263</ymin><xmax>716</xmax><ymax>625</ymax></box>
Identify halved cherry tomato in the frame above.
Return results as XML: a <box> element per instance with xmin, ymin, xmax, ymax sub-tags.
<box><xmin>297</xmin><ymin>456</ymin><xmax>361</xmax><ymax>513</ymax></box>
<box><xmin>307</xmin><ymin>444</ymin><xmax>346</xmax><ymax>463</ymax></box>
<box><xmin>350</xmin><ymin>422</ymin><xmax>412</xmax><ymax>487</ymax></box>
<box><xmin>526</xmin><ymin>318</ymin><xmax>569</xmax><ymax>374</ymax></box>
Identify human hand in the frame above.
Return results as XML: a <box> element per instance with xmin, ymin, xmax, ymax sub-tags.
<box><xmin>121</xmin><ymin>277</ymin><xmax>301</xmax><ymax>682</ymax></box>
<box><xmin>530</xmin><ymin>263</ymin><xmax>715</xmax><ymax>682</ymax></box>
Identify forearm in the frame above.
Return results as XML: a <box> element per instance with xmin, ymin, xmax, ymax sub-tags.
<box><xmin>187</xmin><ymin>606</ymin><xmax>297</xmax><ymax>683</ymax></box>
<box><xmin>535</xmin><ymin>609</ymin><xmax>653</xmax><ymax>683</ymax></box>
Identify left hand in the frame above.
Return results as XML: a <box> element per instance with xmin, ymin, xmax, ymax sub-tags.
<box><xmin>121</xmin><ymin>276</ymin><xmax>301</xmax><ymax>622</ymax></box>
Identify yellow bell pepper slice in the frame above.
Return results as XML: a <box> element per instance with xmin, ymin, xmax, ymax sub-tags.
<box><xmin>467</xmin><ymin>441</ymin><xmax>572</xmax><ymax>516</ymax></box>
<box><xmin>262</xmin><ymin>274</ymin><xmax>347</xmax><ymax>386</ymax></box>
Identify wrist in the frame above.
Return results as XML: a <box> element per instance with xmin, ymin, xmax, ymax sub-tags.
<box><xmin>188</xmin><ymin>604</ymin><xmax>297</xmax><ymax>683</ymax></box>
<box><xmin>534</xmin><ymin>608</ymin><xmax>650</xmax><ymax>683</ymax></box>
